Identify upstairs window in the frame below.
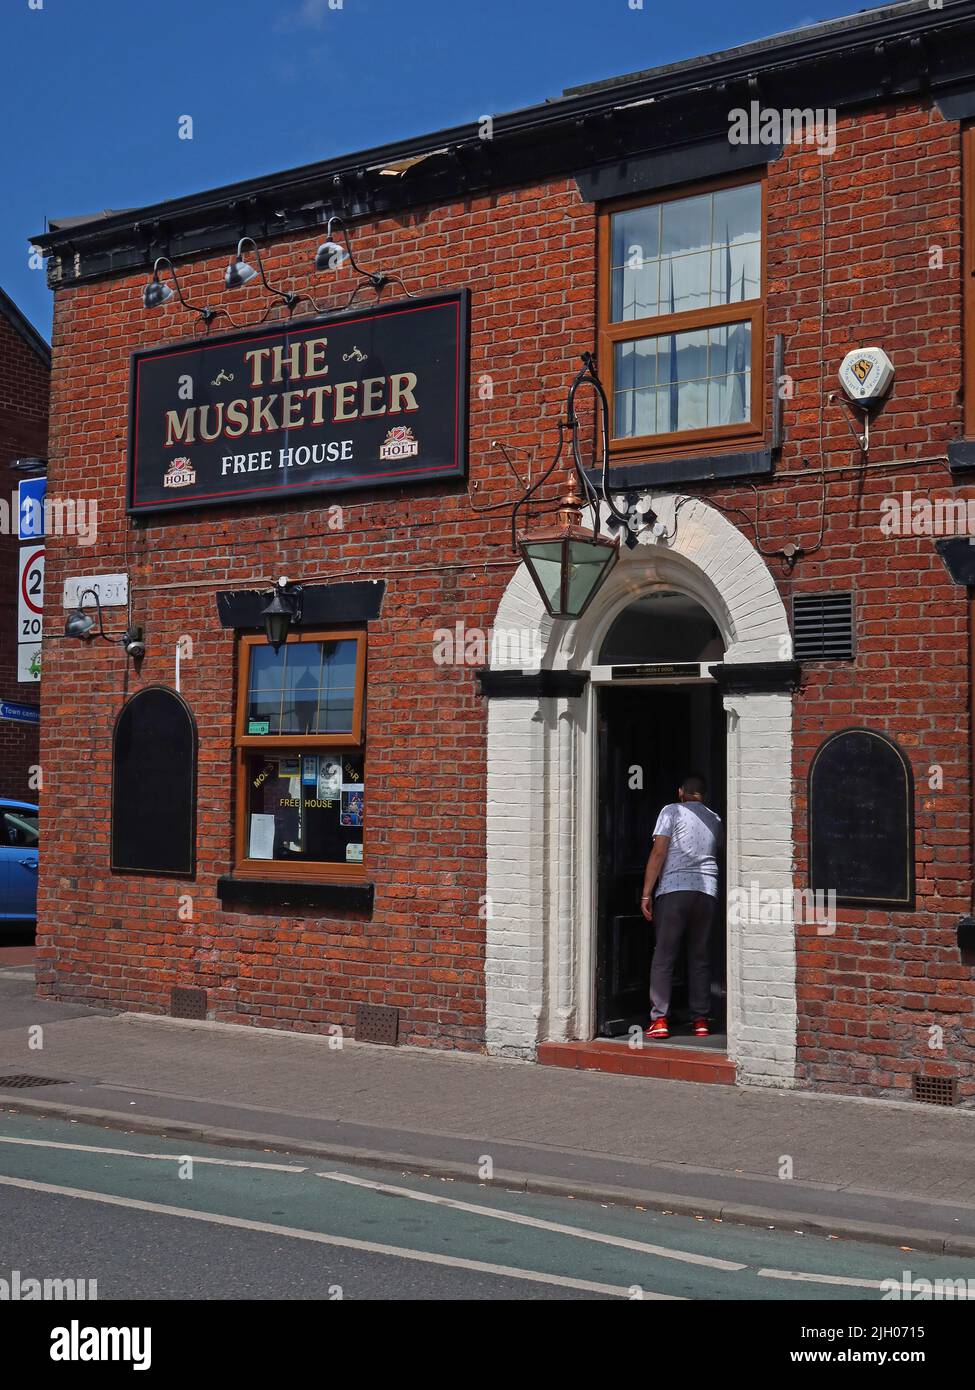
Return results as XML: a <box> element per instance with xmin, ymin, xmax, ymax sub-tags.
<box><xmin>599</xmin><ymin>177</ymin><xmax>765</xmax><ymax>454</ymax></box>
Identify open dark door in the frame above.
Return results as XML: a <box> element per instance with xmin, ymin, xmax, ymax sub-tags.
<box><xmin>596</xmin><ymin>684</ymin><xmax>725</xmax><ymax>1037</ymax></box>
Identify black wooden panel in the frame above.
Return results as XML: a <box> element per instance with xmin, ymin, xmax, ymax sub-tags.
<box><xmin>808</xmin><ymin>728</ymin><xmax>914</xmax><ymax>909</ymax></box>
<box><xmin>476</xmin><ymin>669</ymin><xmax>589</xmax><ymax>698</ymax></box>
<box><xmin>217</xmin><ymin>580</ymin><xmax>386</xmax><ymax>630</ymax></box>
<box><xmin>217</xmin><ymin>876</ymin><xmax>374</xmax><ymax>913</ymax></box>
<box><xmin>937</xmin><ymin>535</ymin><xmax>975</xmax><ymax>586</ymax></box>
<box><xmin>585</xmin><ymin>448</ymin><xmax>772</xmax><ymax>492</ymax></box>
<box><xmin>112</xmin><ymin>686</ymin><xmax>197</xmax><ymax>877</ymax></box>
<box><xmin>575</xmin><ymin>139</ymin><xmax>781</xmax><ymax>204</ymax></box>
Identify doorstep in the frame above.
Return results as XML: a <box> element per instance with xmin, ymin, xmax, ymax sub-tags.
<box><xmin>538</xmin><ymin>1039</ymin><xmax>737</xmax><ymax>1085</ymax></box>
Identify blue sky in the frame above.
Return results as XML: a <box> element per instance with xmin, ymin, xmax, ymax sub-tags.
<box><xmin>3</xmin><ymin>0</ymin><xmax>883</xmax><ymax>339</ymax></box>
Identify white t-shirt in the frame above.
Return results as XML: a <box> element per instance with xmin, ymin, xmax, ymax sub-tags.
<box><xmin>652</xmin><ymin>802</ymin><xmax>723</xmax><ymax>897</ymax></box>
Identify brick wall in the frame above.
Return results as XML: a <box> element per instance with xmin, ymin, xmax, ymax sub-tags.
<box><xmin>37</xmin><ymin>98</ymin><xmax>975</xmax><ymax>1098</ymax></box>
<box><xmin>0</xmin><ymin>304</ymin><xmax>47</xmax><ymax>802</ymax></box>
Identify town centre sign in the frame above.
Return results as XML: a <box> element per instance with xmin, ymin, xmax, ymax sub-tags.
<box><xmin>127</xmin><ymin>290</ymin><xmax>469</xmax><ymax>515</ymax></box>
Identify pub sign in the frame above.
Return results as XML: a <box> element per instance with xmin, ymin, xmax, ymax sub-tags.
<box><xmin>127</xmin><ymin>290</ymin><xmax>469</xmax><ymax>515</ymax></box>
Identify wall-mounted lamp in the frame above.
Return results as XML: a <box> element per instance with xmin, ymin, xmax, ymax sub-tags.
<box><xmin>225</xmin><ymin>237</ymin><xmax>320</xmax><ymax>317</ymax></box>
<box><xmin>260</xmin><ymin>577</ymin><xmax>303</xmax><ymax>653</ymax></box>
<box><xmin>141</xmin><ymin>257</ymin><xmax>223</xmax><ymax>329</ymax></box>
<box><xmin>314</xmin><ymin>216</ymin><xmax>414</xmax><ymax>307</ymax></box>
<box><xmin>64</xmin><ymin>588</ymin><xmax>145</xmax><ymax>660</ymax></box>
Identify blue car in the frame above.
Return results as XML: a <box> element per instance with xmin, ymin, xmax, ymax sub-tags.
<box><xmin>0</xmin><ymin>799</ymin><xmax>38</xmax><ymax>923</ymax></box>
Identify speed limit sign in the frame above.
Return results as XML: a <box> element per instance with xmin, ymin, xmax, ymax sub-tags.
<box><xmin>17</xmin><ymin>545</ymin><xmax>44</xmax><ymax>682</ymax></box>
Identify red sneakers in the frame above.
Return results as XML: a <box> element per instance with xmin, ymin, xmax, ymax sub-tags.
<box><xmin>647</xmin><ymin>1017</ymin><xmax>669</xmax><ymax>1039</ymax></box>
<box><xmin>692</xmin><ymin>1017</ymin><xmax>710</xmax><ymax>1037</ymax></box>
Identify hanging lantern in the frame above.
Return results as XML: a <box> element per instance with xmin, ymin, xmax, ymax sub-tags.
<box><xmin>517</xmin><ymin>470</ymin><xmax>619</xmax><ymax>620</ymax></box>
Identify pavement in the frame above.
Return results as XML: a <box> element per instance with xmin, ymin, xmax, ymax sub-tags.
<box><xmin>2</xmin><ymin>961</ymin><xmax>975</xmax><ymax>1257</ymax></box>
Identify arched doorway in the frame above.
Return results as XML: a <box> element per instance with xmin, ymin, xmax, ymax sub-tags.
<box><xmin>594</xmin><ymin>592</ymin><xmax>727</xmax><ymax>1041</ymax></box>
<box><xmin>485</xmin><ymin>492</ymin><xmax>798</xmax><ymax>1089</ymax></box>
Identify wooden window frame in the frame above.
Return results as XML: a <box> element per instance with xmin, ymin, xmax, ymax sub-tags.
<box><xmin>964</xmin><ymin>126</ymin><xmax>975</xmax><ymax>438</ymax></box>
<box><xmin>233</xmin><ymin>628</ymin><xmax>366</xmax><ymax>882</ymax></box>
<box><xmin>598</xmin><ymin>172</ymin><xmax>768</xmax><ymax>459</ymax></box>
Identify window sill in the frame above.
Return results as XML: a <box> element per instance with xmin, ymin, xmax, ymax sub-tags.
<box><xmin>217</xmin><ymin>876</ymin><xmax>374</xmax><ymax>914</ymax></box>
<box><xmin>591</xmin><ymin>446</ymin><xmax>773</xmax><ymax>491</ymax></box>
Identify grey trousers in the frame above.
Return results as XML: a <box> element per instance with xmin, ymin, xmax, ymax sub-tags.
<box><xmin>649</xmin><ymin>890</ymin><xmax>715</xmax><ymax>1021</ymax></box>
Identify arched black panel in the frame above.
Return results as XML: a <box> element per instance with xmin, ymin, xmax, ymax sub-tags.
<box><xmin>112</xmin><ymin>686</ymin><xmax>197</xmax><ymax>877</ymax></box>
<box><xmin>808</xmin><ymin>728</ymin><xmax>914</xmax><ymax>909</ymax></box>
<box><xmin>599</xmin><ymin>591</ymin><xmax>724</xmax><ymax>665</ymax></box>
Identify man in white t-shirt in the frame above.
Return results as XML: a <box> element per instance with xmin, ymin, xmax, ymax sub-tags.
<box><xmin>639</xmin><ymin>775</ymin><xmax>723</xmax><ymax>1040</ymax></box>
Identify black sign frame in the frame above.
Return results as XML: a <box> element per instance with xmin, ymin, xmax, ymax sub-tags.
<box><xmin>808</xmin><ymin>726</ymin><xmax>915</xmax><ymax>910</ymax></box>
<box><xmin>127</xmin><ymin>289</ymin><xmax>469</xmax><ymax>516</ymax></box>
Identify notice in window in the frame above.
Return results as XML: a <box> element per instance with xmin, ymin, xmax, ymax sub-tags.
<box><xmin>248</xmin><ymin>813</ymin><xmax>276</xmax><ymax>860</ymax></box>
<box><xmin>318</xmin><ymin>757</ymin><xmax>342</xmax><ymax>799</ymax></box>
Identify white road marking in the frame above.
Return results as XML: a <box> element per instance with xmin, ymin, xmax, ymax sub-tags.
<box><xmin>0</xmin><ymin>1174</ymin><xmax>678</xmax><ymax>1298</ymax></box>
<box><xmin>0</xmin><ymin>1130</ymin><xmax>931</xmax><ymax>1296</ymax></box>
<box><xmin>0</xmin><ymin>1134</ymin><xmax>306</xmax><ymax>1172</ymax></box>
<box><xmin>757</xmin><ymin>1268</ymin><xmax>884</xmax><ymax>1289</ymax></box>
<box><xmin>758</xmin><ymin>1267</ymin><xmax>972</xmax><ymax>1295</ymax></box>
<box><xmin>317</xmin><ymin>1170</ymin><xmax>746</xmax><ymax>1271</ymax></box>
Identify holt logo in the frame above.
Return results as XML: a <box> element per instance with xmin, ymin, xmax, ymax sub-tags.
<box><xmin>163</xmin><ymin>456</ymin><xmax>197</xmax><ymax>488</ymax></box>
<box><xmin>379</xmin><ymin>426</ymin><xmax>418</xmax><ymax>461</ymax></box>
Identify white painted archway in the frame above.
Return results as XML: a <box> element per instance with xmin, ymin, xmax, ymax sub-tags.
<box><xmin>485</xmin><ymin>493</ymin><xmax>798</xmax><ymax>1087</ymax></box>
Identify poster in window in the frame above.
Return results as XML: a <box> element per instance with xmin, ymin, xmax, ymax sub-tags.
<box><xmin>318</xmin><ymin>757</ymin><xmax>342</xmax><ymax>799</ymax></box>
<box><xmin>341</xmin><ymin>788</ymin><xmax>364</xmax><ymax>827</ymax></box>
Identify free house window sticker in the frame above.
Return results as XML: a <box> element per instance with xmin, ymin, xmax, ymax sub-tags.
<box><xmin>248</xmin><ymin>753</ymin><xmax>364</xmax><ymax>864</ymax></box>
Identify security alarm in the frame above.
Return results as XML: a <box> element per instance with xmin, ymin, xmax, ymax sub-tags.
<box><xmin>838</xmin><ymin>347</ymin><xmax>894</xmax><ymax>406</ymax></box>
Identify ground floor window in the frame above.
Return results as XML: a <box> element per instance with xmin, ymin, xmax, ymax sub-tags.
<box><xmin>233</xmin><ymin>629</ymin><xmax>366</xmax><ymax>879</ymax></box>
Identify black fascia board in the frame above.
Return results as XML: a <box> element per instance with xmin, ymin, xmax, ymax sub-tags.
<box><xmin>476</xmin><ymin>669</ymin><xmax>590</xmax><ymax>698</ymax></box>
<box><xmin>32</xmin><ymin>3</ymin><xmax>975</xmax><ymax>288</ymax></box>
<box><xmin>586</xmin><ymin>448</ymin><xmax>773</xmax><ymax>492</ymax></box>
<box><xmin>216</xmin><ymin>580</ymin><xmax>386</xmax><ymax>630</ymax></box>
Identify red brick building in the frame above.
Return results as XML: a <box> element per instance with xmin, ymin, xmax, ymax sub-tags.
<box><xmin>0</xmin><ymin>287</ymin><xmax>47</xmax><ymax>802</ymax></box>
<box><xmin>30</xmin><ymin>1</ymin><xmax>975</xmax><ymax>1103</ymax></box>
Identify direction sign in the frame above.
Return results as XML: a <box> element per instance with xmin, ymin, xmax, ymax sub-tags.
<box><xmin>17</xmin><ymin>476</ymin><xmax>46</xmax><ymax>540</ymax></box>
